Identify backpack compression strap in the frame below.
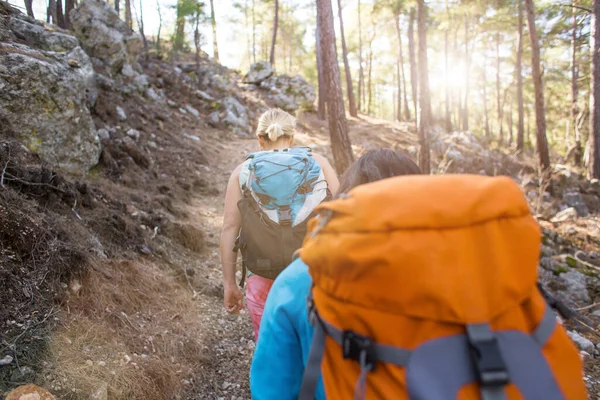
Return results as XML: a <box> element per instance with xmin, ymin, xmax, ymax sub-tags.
<box><xmin>299</xmin><ymin>294</ymin><xmax>558</xmax><ymax>400</ymax></box>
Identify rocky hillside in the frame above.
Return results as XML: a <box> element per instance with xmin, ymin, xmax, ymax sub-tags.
<box><xmin>0</xmin><ymin>0</ymin><xmax>600</xmax><ymax>398</ymax></box>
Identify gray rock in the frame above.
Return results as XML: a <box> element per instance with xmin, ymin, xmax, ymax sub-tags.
<box><xmin>9</xmin><ymin>14</ymin><xmax>79</xmax><ymax>52</ymax></box>
<box><xmin>0</xmin><ymin>44</ymin><xmax>100</xmax><ymax>173</ymax></box>
<box><xmin>567</xmin><ymin>330</ymin><xmax>594</xmax><ymax>353</ymax></box>
<box><xmin>208</xmin><ymin>111</ymin><xmax>220</xmax><ymax>127</ymax></box>
<box><xmin>97</xmin><ymin>128</ymin><xmax>110</xmax><ymax>140</ymax></box>
<box><xmin>261</xmin><ymin>74</ymin><xmax>316</xmax><ymax>111</ymax></box>
<box><xmin>185</xmin><ymin>105</ymin><xmax>200</xmax><ymax>119</ymax></box>
<box><xmin>196</xmin><ymin>90</ymin><xmax>215</xmax><ymax>101</ymax></box>
<box><xmin>145</xmin><ymin>87</ymin><xmax>162</xmax><ymax>102</ymax></box>
<box><xmin>126</xmin><ymin>129</ymin><xmax>140</xmax><ymax>141</ymax></box>
<box><xmin>0</xmin><ymin>355</ymin><xmax>13</xmax><ymax>366</ymax></box>
<box><xmin>541</xmin><ymin>245</ymin><xmax>554</xmax><ymax>258</ymax></box>
<box><xmin>70</xmin><ymin>0</ymin><xmax>142</xmax><ymax>73</ymax></box>
<box><xmin>559</xmin><ymin>270</ymin><xmax>590</xmax><ymax>303</ymax></box>
<box><xmin>10</xmin><ymin>365</ymin><xmax>35</xmax><ymax>382</ymax></box>
<box><xmin>183</xmin><ymin>133</ymin><xmax>200</xmax><ymax>142</ymax></box>
<box><xmin>179</xmin><ymin>107</ymin><xmax>187</xmax><ymax>114</ymax></box>
<box><xmin>551</xmin><ymin>207</ymin><xmax>578</xmax><ymax>223</ymax></box>
<box><xmin>221</xmin><ymin>97</ymin><xmax>249</xmax><ymax>135</ymax></box>
<box><xmin>243</xmin><ymin>61</ymin><xmax>274</xmax><ymax>84</ymax></box>
<box><xmin>591</xmin><ymin>310</ymin><xmax>600</xmax><ymax>318</ymax></box>
<box><xmin>563</xmin><ymin>191</ymin><xmax>589</xmax><ymax>217</ymax></box>
<box><xmin>121</xmin><ymin>63</ymin><xmax>136</xmax><ymax>78</ymax></box>
<box><xmin>116</xmin><ymin>106</ymin><xmax>127</xmax><ymax>121</ymax></box>
<box><xmin>167</xmin><ymin>100</ymin><xmax>178</xmax><ymax>108</ymax></box>
<box><xmin>133</xmin><ymin>73</ymin><xmax>149</xmax><ymax>91</ymax></box>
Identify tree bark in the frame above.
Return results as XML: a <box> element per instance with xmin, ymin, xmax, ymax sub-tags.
<box><xmin>194</xmin><ymin>9</ymin><xmax>201</xmax><ymax>67</ymax></box>
<box><xmin>125</xmin><ymin>0</ymin><xmax>132</xmax><ymax>31</ymax></box>
<box><xmin>589</xmin><ymin>0</ymin><xmax>600</xmax><ymax>179</ymax></box>
<box><xmin>417</xmin><ymin>0</ymin><xmax>431</xmax><ymax>174</ymax></box>
<box><xmin>173</xmin><ymin>0</ymin><xmax>186</xmax><ymax>53</ymax></box>
<box><xmin>358</xmin><ymin>0</ymin><xmax>364</xmax><ymax>113</ymax></box>
<box><xmin>516</xmin><ymin>0</ymin><xmax>525</xmax><ymax>152</ymax></box>
<box><xmin>24</xmin><ymin>0</ymin><xmax>34</xmax><ymax>18</ymax></box>
<box><xmin>524</xmin><ymin>0</ymin><xmax>551</xmax><ymax>173</ymax></box>
<box><xmin>462</xmin><ymin>13</ymin><xmax>470</xmax><ymax>131</ymax></box>
<box><xmin>367</xmin><ymin>31</ymin><xmax>374</xmax><ymax>115</ymax></box>
<box><xmin>252</xmin><ymin>0</ymin><xmax>256</xmax><ymax>63</ymax></box>
<box><xmin>56</xmin><ymin>0</ymin><xmax>66</xmax><ymax>28</ymax></box>
<box><xmin>209</xmin><ymin>0</ymin><xmax>220</xmax><ymax>62</ymax></box>
<box><xmin>316</xmin><ymin>0</ymin><xmax>354</xmax><ymax>174</ymax></box>
<box><xmin>395</xmin><ymin>14</ymin><xmax>410</xmax><ymax>121</ymax></box>
<box><xmin>508</xmin><ymin>98</ymin><xmax>514</xmax><ymax>146</ymax></box>
<box><xmin>115</xmin><ymin>0</ymin><xmax>119</xmax><ymax>14</ymax></box>
<box><xmin>316</xmin><ymin>23</ymin><xmax>327</xmax><ymax>120</ymax></box>
<box><xmin>483</xmin><ymin>65</ymin><xmax>490</xmax><ymax>138</ymax></box>
<box><xmin>572</xmin><ymin>0</ymin><xmax>582</xmax><ymax>165</ymax></box>
<box><xmin>408</xmin><ymin>8</ymin><xmax>418</xmax><ymax>121</ymax></box>
<box><xmin>64</xmin><ymin>0</ymin><xmax>75</xmax><ymax>29</ymax></box>
<box><xmin>137</xmin><ymin>0</ymin><xmax>147</xmax><ymax>50</ymax></box>
<box><xmin>269</xmin><ymin>0</ymin><xmax>279</xmax><ymax>66</ymax></box>
<box><xmin>48</xmin><ymin>0</ymin><xmax>57</xmax><ymax>24</ymax></box>
<box><xmin>496</xmin><ymin>31</ymin><xmax>503</xmax><ymax>143</ymax></box>
<box><xmin>444</xmin><ymin>0</ymin><xmax>451</xmax><ymax>131</ymax></box>
<box><xmin>156</xmin><ymin>0</ymin><xmax>162</xmax><ymax>51</ymax></box>
<box><xmin>337</xmin><ymin>0</ymin><xmax>357</xmax><ymax>117</ymax></box>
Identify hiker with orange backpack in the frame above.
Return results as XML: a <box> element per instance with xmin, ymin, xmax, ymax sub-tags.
<box><xmin>251</xmin><ymin>154</ymin><xmax>588</xmax><ymax>399</ymax></box>
<box><xmin>219</xmin><ymin>108</ymin><xmax>339</xmax><ymax>341</ymax></box>
<box><xmin>250</xmin><ymin>149</ymin><xmax>422</xmax><ymax>399</ymax></box>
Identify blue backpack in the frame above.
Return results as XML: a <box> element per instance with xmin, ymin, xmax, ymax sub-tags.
<box><xmin>235</xmin><ymin>147</ymin><xmax>330</xmax><ymax>285</ymax></box>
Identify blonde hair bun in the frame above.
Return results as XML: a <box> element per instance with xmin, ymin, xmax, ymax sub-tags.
<box><xmin>256</xmin><ymin>108</ymin><xmax>296</xmax><ymax>141</ymax></box>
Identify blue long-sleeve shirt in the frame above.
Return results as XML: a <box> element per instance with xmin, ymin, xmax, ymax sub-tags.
<box><xmin>250</xmin><ymin>258</ymin><xmax>325</xmax><ymax>399</ymax></box>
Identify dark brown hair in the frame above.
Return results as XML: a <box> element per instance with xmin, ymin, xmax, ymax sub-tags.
<box><xmin>337</xmin><ymin>149</ymin><xmax>422</xmax><ymax>195</ymax></box>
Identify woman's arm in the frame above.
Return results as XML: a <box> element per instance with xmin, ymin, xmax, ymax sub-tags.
<box><xmin>220</xmin><ymin>165</ymin><xmax>244</xmax><ymax>313</ymax></box>
<box><xmin>312</xmin><ymin>153</ymin><xmax>340</xmax><ymax>197</ymax></box>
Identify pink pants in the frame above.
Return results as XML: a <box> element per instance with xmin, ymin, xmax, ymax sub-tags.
<box><xmin>245</xmin><ymin>274</ymin><xmax>274</xmax><ymax>341</ymax></box>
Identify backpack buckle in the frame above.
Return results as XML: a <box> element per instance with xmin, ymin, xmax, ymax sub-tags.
<box><xmin>279</xmin><ymin>206</ymin><xmax>292</xmax><ymax>226</ymax></box>
<box><xmin>342</xmin><ymin>331</ymin><xmax>377</xmax><ymax>372</ymax></box>
<box><xmin>466</xmin><ymin>324</ymin><xmax>509</xmax><ymax>387</ymax></box>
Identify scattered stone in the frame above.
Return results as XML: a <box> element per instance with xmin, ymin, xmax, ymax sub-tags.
<box><xmin>183</xmin><ymin>133</ymin><xmax>200</xmax><ymax>142</ymax></box>
<box><xmin>196</xmin><ymin>90</ymin><xmax>215</xmax><ymax>101</ymax></box>
<box><xmin>551</xmin><ymin>207</ymin><xmax>578</xmax><ymax>223</ymax></box>
<box><xmin>10</xmin><ymin>365</ymin><xmax>36</xmax><ymax>382</ymax></box>
<box><xmin>67</xmin><ymin>58</ymin><xmax>80</xmax><ymax>68</ymax></box>
<box><xmin>97</xmin><ymin>128</ymin><xmax>110</xmax><ymax>140</ymax></box>
<box><xmin>116</xmin><ymin>106</ymin><xmax>127</xmax><ymax>121</ymax></box>
<box><xmin>0</xmin><ymin>355</ymin><xmax>14</xmax><ymax>365</ymax></box>
<box><xmin>167</xmin><ymin>100</ymin><xmax>178</xmax><ymax>108</ymax></box>
<box><xmin>559</xmin><ymin>270</ymin><xmax>590</xmax><ymax>303</ymax></box>
<box><xmin>127</xmin><ymin>129</ymin><xmax>140</xmax><ymax>141</ymax></box>
<box><xmin>221</xmin><ymin>97</ymin><xmax>249</xmax><ymax>136</ymax></box>
<box><xmin>563</xmin><ymin>191</ymin><xmax>590</xmax><ymax>217</ymax></box>
<box><xmin>540</xmin><ymin>245</ymin><xmax>554</xmax><ymax>258</ymax></box>
<box><xmin>243</xmin><ymin>61</ymin><xmax>275</xmax><ymax>84</ymax></box>
<box><xmin>148</xmin><ymin>141</ymin><xmax>158</xmax><ymax>149</ymax></box>
<box><xmin>70</xmin><ymin>0</ymin><xmax>142</xmax><ymax>73</ymax></box>
<box><xmin>568</xmin><ymin>330</ymin><xmax>594</xmax><ymax>354</ymax></box>
<box><xmin>90</xmin><ymin>382</ymin><xmax>108</xmax><ymax>400</ymax></box>
<box><xmin>185</xmin><ymin>105</ymin><xmax>201</xmax><ymax>118</ymax></box>
<box><xmin>591</xmin><ymin>310</ymin><xmax>600</xmax><ymax>318</ymax></box>
<box><xmin>145</xmin><ymin>87</ymin><xmax>162</xmax><ymax>102</ymax></box>
<box><xmin>208</xmin><ymin>112</ymin><xmax>220</xmax><ymax>127</ymax></box>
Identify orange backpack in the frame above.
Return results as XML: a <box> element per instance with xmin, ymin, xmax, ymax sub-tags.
<box><xmin>298</xmin><ymin>174</ymin><xmax>587</xmax><ymax>400</ymax></box>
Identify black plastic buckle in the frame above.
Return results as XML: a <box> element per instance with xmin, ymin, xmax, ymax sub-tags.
<box><xmin>279</xmin><ymin>206</ymin><xmax>292</xmax><ymax>226</ymax></box>
<box><xmin>468</xmin><ymin>333</ymin><xmax>509</xmax><ymax>387</ymax></box>
<box><xmin>342</xmin><ymin>331</ymin><xmax>377</xmax><ymax>372</ymax></box>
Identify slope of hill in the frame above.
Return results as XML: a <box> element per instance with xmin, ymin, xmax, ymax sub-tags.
<box><xmin>1</xmin><ymin>1</ymin><xmax>599</xmax><ymax>399</ymax></box>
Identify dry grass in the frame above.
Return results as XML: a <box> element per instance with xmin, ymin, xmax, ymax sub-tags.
<box><xmin>41</xmin><ymin>259</ymin><xmax>212</xmax><ymax>399</ymax></box>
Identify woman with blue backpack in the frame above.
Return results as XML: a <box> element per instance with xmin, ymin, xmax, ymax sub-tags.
<box><xmin>219</xmin><ymin>108</ymin><xmax>339</xmax><ymax>341</ymax></box>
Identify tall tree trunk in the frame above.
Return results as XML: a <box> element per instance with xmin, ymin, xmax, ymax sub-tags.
<box><xmin>316</xmin><ymin>0</ymin><xmax>354</xmax><ymax>174</ymax></box>
<box><xmin>270</xmin><ymin>0</ymin><xmax>279</xmax><ymax>66</ymax></box>
<box><xmin>394</xmin><ymin>13</ymin><xmax>402</xmax><ymax>121</ymax></box>
<box><xmin>173</xmin><ymin>0</ymin><xmax>186</xmax><ymax>53</ymax></box>
<box><xmin>455</xmin><ymin>27</ymin><xmax>461</xmax><ymax>127</ymax></box>
<box><xmin>417</xmin><ymin>0</ymin><xmax>431</xmax><ymax>174</ymax></box>
<box><xmin>56</xmin><ymin>0</ymin><xmax>66</xmax><ymax>28</ymax></box>
<box><xmin>408</xmin><ymin>8</ymin><xmax>418</xmax><ymax>121</ymax></box>
<box><xmin>396</xmin><ymin>55</ymin><xmax>402</xmax><ymax>121</ymax></box>
<box><xmin>65</xmin><ymin>0</ymin><xmax>74</xmax><ymax>29</ymax></box>
<box><xmin>508</xmin><ymin>98</ymin><xmax>514</xmax><ymax>146</ymax></box>
<box><xmin>367</xmin><ymin>32</ymin><xmax>374</xmax><ymax>115</ymax></box>
<box><xmin>156</xmin><ymin>0</ymin><xmax>162</xmax><ymax>51</ymax></box>
<box><xmin>24</xmin><ymin>0</ymin><xmax>34</xmax><ymax>18</ymax></box>
<box><xmin>316</xmin><ymin>23</ymin><xmax>327</xmax><ymax>120</ymax></box>
<box><xmin>124</xmin><ymin>0</ymin><xmax>132</xmax><ymax>31</ymax></box>
<box><xmin>589</xmin><ymin>0</ymin><xmax>600</xmax><ymax>179</ymax></box>
<box><xmin>516</xmin><ymin>0</ymin><xmax>525</xmax><ymax>152</ymax></box>
<box><xmin>115</xmin><ymin>0</ymin><xmax>119</xmax><ymax>15</ymax></box>
<box><xmin>252</xmin><ymin>0</ymin><xmax>256</xmax><ymax>63</ymax></box>
<box><xmin>444</xmin><ymin>0</ymin><xmax>451</xmax><ymax>131</ymax></box>
<box><xmin>194</xmin><ymin>9</ymin><xmax>201</xmax><ymax>67</ymax></box>
<box><xmin>572</xmin><ymin>0</ymin><xmax>582</xmax><ymax>165</ymax></box>
<box><xmin>209</xmin><ymin>0</ymin><xmax>220</xmax><ymax>62</ymax></box>
<box><xmin>137</xmin><ymin>0</ymin><xmax>147</xmax><ymax>50</ymax></box>
<box><xmin>496</xmin><ymin>31</ymin><xmax>503</xmax><ymax>143</ymax></box>
<box><xmin>462</xmin><ymin>13</ymin><xmax>470</xmax><ymax>131</ymax></box>
<box><xmin>483</xmin><ymin>65</ymin><xmax>490</xmax><ymax>138</ymax></box>
<box><xmin>337</xmin><ymin>0</ymin><xmax>357</xmax><ymax>117</ymax></box>
<box><xmin>524</xmin><ymin>0</ymin><xmax>551</xmax><ymax>173</ymax></box>
<box><xmin>48</xmin><ymin>0</ymin><xmax>57</xmax><ymax>24</ymax></box>
<box><xmin>395</xmin><ymin>14</ymin><xmax>410</xmax><ymax>121</ymax></box>
<box><xmin>357</xmin><ymin>0</ymin><xmax>363</xmax><ymax>112</ymax></box>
